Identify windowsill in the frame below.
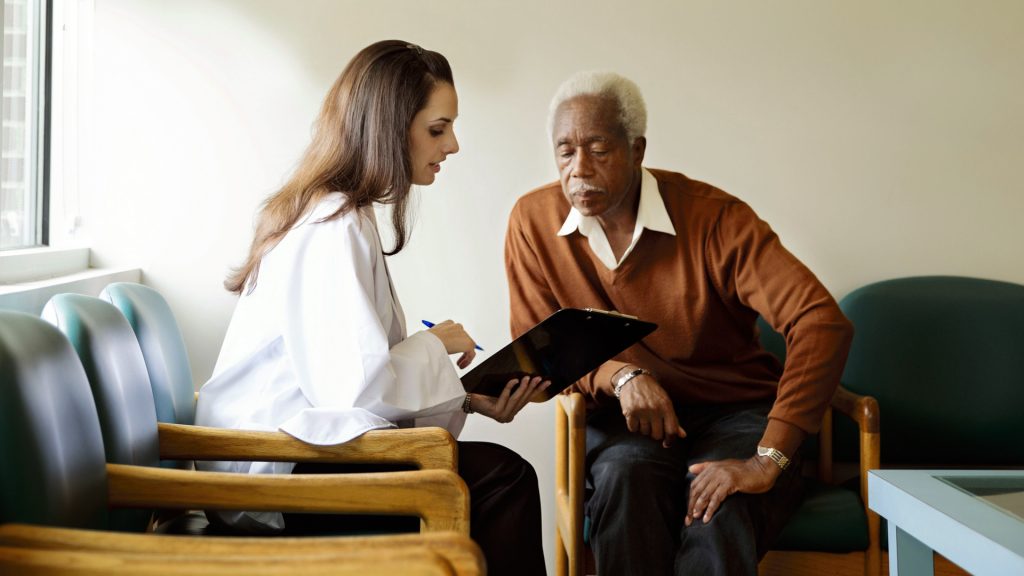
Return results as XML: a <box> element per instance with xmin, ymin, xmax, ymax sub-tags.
<box><xmin>0</xmin><ymin>247</ymin><xmax>141</xmax><ymax>314</ymax></box>
<box><xmin>0</xmin><ymin>246</ymin><xmax>90</xmax><ymax>284</ymax></box>
<box><xmin>0</xmin><ymin>265</ymin><xmax>141</xmax><ymax>296</ymax></box>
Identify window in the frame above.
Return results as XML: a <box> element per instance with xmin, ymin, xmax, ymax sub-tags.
<box><xmin>1</xmin><ymin>0</ymin><xmax>49</xmax><ymax>250</ymax></box>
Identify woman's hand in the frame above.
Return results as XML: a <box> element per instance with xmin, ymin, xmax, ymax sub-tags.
<box><xmin>426</xmin><ymin>320</ymin><xmax>478</xmax><ymax>369</ymax></box>
<box><xmin>470</xmin><ymin>375</ymin><xmax>550</xmax><ymax>423</ymax></box>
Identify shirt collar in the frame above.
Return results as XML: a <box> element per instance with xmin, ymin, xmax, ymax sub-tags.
<box><xmin>557</xmin><ymin>168</ymin><xmax>676</xmax><ymax>237</ymax></box>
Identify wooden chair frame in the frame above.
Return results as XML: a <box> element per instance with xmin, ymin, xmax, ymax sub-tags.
<box><xmin>0</xmin><ymin>525</ymin><xmax>484</xmax><ymax>576</ymax></box>
<box><xmin>0</xmin><ymin>544</ymin><xmax>464</xmax><ymax>576</ymax></box>
<box><xmin>554</xmin><ymin>387</ymin><xmax>881</xmax><ymax>576</ymax></box>
<box><xmin>158</xmin><ymin>422</ymin><xmax>458</xmax><ymax>472</ymax></box>
<box><xmin>153</xmin><ymin>412</ymin><xmax>460</xmax><ymax>534</ymax></box>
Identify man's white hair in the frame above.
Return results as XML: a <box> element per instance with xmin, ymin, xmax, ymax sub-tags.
<box><xmin>547</xmin><ymin>71</ymin><xmax>647</xmax><ymax>142</ymax></box>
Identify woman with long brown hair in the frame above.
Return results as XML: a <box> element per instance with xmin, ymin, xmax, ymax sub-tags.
<box><xmin>196</xmin><ymin>40</ymin><xmax>547</xmax><ymax>575</ymax></box>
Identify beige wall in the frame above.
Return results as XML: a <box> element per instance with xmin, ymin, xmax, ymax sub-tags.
<box><xmin>80</xmin><ymin>0</ymin><xmax>1024</xmax><ymax>570</ymax></box>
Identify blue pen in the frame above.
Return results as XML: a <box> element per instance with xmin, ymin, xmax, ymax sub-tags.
<box><xmin>422</xmin><ymin>320</ymin><xmax>484</xmax><ymax>351</ymax></box>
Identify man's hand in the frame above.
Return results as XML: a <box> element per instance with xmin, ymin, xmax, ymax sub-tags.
<box><xmin>618</xmin><ymin>373</ymin><xmax>686</xmax><ymax>448</ymax></box>
<box><xmin>684</xmin><ymin>456</ymin><xmax>782</xmax><ymax>526</ymax></box>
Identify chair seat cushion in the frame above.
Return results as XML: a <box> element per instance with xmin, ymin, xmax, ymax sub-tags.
<box><xmin>772</xmin><ymin>479</ymin><xmax>868</xmax><ymax>552</ymax></box>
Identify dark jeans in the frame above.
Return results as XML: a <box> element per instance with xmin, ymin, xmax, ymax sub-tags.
<box><xmin>285</xmin><ymin>440</ymin><xmax>546</xmax><ymax>576</ymax></box>
<box><xmin>586</xmin><ymin>401</ymin><xmax>805</xmax><ymax>576</ymax></box>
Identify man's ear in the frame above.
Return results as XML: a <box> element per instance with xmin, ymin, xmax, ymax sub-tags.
<box><xmin>632</xmin><ymin>137</ymin><xmax>647</xmax><ymax>167</ymax></box>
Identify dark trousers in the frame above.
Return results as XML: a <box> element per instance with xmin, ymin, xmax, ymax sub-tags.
<box><xmin>285</xmin><ymin>440</ymin><xmax>546</xmax><ymax>576</ymax></box>
<box><xmin>586</xmin><ymin>401</ymin><xmax>805</xmax><ymax>576</ymax></box>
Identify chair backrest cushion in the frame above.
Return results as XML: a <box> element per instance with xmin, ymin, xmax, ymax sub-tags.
<box><xmin>837</xmin><ymin>276</ymin><xmax>1024</xmax><ymax>465</ymax></box>
<box><xmin>42</xmin><ymin>294</ymin><xmax>160</xmax><ymax>469</ymax></box>
<box><xmin>756</xmin><ymin>316</ymin><xmax>787</xmax><ymax>363</ymax></box>
<box><xmin>0</xmin><ymin>311</ymin><xmax>109</xmax><ymax>529</ymax></box>
<box><xmin>100</xmin><ymin>283</ymin><xmax>195</xmax><ymax>426</ymax></box>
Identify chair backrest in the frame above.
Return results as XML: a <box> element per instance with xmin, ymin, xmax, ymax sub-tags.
<box><xmin>42</xmin><ymin>294</ymin><xmax>160</xmax><ymax>531</ymax></box>
<box><xmin>100</xmin><ymin>282</ymin><xmax>195</xmax><ymax>427</ymax></box>
<box><xmin>42</xmin><ymin>294</ymin><xmax>161</xmax><ymax>469</ymax></box>
<box><xmin>837</xmin><ymin>276</ymin><xmax>1024</xmax><ymax>466</ymax></box>
<box><xmin>0</xmin><ymin>311</ymin><xmax>110</xmax><ymax>530</ymax></box>
<box><xmin>755</xmin><ymin>316</ymin><xmax>787</xmax><ymax>363</ymax></box>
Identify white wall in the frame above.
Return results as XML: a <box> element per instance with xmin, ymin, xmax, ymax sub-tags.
<box><xmin>78</xmin><ymin>0</ymin><xmax>1024</xmax><ymax>570</ymax></box>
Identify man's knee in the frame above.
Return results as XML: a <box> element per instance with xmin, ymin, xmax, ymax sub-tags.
<box><xmin>591</xmin><ymin>445</ymin><xmax>682</xmax><ymax>498</ymax></box>
<box><xmin>684</xmin><ymin>493</ymin><xmax>756</xmax><ymax>541</ymax></box>
<box><xmin>676</xmin><ymin>495</ymin><xmax>760</xmax><ymax>574</ymax></box>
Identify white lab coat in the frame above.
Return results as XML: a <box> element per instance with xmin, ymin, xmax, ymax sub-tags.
<box><xmin>195</xmin><ymin>193</ymin><xmax>466</xmax><ymax>532</ymax></box>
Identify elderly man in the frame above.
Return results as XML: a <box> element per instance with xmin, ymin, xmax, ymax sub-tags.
<box><xmin>505</xmin><ymin>72</ymin><xmax>853</xmax><ymax>575</ymax></box>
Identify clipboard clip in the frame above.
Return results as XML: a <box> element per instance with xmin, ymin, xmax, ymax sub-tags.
<box><xmin>584</xmin><ymin>308</ymin><xmax>639</xmax><ymax>320</ymax></box>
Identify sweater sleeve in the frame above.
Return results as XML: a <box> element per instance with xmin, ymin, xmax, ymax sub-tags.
<box><xmin>707</xmin><ymin>201</ymin><xmax>853</xmax><ymax>456</ymax></box>
<box><xmin>506</xmin><ymin>200</ymin><xmax>559</xmax><ymax>337</ymax></box>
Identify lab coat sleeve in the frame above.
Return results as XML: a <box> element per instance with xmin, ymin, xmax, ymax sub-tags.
<box><xmin>276</xmin><ymin>214</ymin><xmax>465</xmax><ymax>444</ymax></box>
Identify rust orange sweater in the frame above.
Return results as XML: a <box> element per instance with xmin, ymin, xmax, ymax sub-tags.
<box><xmin>505</xmin><ymin>169</ymin><xmax>853</xmax><ymax>455</ymax></box>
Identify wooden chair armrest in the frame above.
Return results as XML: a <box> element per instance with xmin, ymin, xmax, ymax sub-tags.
<box><xmin>0</xmin><ymin>525</ymin><xmax>484</xmax><ymax>576</ymax></box>
<box><xmin>828</xmin><ymin>384</ymin><xmax>882</xmax><ymax>485</ymax></box>
<box><xmin>827</xmin><ymin>384</ymin><xmax>882</xmax><ymax>576</ymax></box>
<box><xmin>0</xmin><ymin>545</ymin><xmax>458</xmax><ymax>576</ymax></box>
<box><xmin>105</xmin><ymin>463</ymin><xmax>469</xmax><ymax>534</ymax></box>
<box><xmin>830</xmin><ymin>385</ymin><xmax>880</xmax><ymax>435</ymax></box>
<box><xmin>157</xmin><ymin>424</ymin><xmax>457</xmax><ymax>471</ymax></box>
<box><xmin>555</xmin><ymin>392</ymin><xmax>586</xmax><ymax>575</ymax></box>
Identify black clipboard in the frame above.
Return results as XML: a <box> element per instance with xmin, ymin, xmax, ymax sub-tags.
<box><xmin>460</xmin><ymin>308</ymin><xmax>657</xmax><ymax>400</ymax></box>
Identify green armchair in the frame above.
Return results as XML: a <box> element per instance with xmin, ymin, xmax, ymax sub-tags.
<box><xmin>834</xmin><ymin>275</ymin><xmax>1024</xmax><ymax>468</ymax></box>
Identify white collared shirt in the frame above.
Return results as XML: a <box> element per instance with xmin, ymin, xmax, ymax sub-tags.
<box><xmin>557</xmin><ymin>168</ymin><xmax>676</xmax><ymax>269</ymax></box>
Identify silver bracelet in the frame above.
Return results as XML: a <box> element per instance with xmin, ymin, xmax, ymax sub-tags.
<box><xmin>462</xmin><ymin>394</ymin><xmax>474</xmax><ymax>414</ymax></box>
<box><xmin>613</xmin><ymin>368</ymin><xmax>650</xmax><ymax>399</ymax></box>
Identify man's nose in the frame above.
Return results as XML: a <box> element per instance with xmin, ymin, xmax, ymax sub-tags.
<box><xmin>570</xmin><ymin>150</ymin><xmax>593</xmax><ymax>177</ymax></box>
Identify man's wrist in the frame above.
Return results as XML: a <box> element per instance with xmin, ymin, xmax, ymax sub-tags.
<box><xmin>756</xmin><ymin>445</ymin><xmax>790</xmax><ymax>471</ymax></box>
<box><xmin>613</xmin><ymin>367</ymin><xmax>651</xmax><ymax>399</ymax></box>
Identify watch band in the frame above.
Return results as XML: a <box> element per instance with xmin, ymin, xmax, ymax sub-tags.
<box><xmin>613</xmin><ymin>368</ymin><xmax>650</xmax><ymax>399</ymax></box>
<box><xmin>462</xmin><ymin>393</ymin><xmax>474</xmax><ymax>414</ymax></box>
<box><xmin>756</xmin><ymin>445</ymin><xmax>790</xmax><ymax>470</ymax></box>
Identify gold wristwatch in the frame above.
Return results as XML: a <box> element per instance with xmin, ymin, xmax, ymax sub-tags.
<box><xmin>756</xmin><ymin>445</ymin><xmax>790</xmax><ymax>470</ymax></box>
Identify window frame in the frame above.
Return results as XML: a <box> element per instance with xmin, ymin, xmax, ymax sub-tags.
<box><xmin>1</xmin><ymin>0</ymin><xmax>53</xmax><ymax>251</ymax></box>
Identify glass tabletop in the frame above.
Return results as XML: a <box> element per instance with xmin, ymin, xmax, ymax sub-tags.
<box><xmin>939</xmin><ymin>474</ymin><xmax>1024</xmax><ymax>522</ymax></box>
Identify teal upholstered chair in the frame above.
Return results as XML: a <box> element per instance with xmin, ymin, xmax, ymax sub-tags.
<box><xmin>0</xmin><ymin>311</ymin><xmax>110</xmax><ymax>530</ymax></box>
<box><xmin>41</xmin><ymin>294</ymin><xmax>161</xmax><ymax>532</ymax></box>
<box><xmin>100</xmin><ymin>283</ymin><xmax>195</xmax><ymax>428</ymax></box>
<box><xmin>835</xmin><ymin>276</ymin><xmax>1024</xmax><ymax>468</ymax></box>
<box><xmin>553</xmin><ymin>318</ymin><xmax>881</xmax><ymax>576</ymax></box>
